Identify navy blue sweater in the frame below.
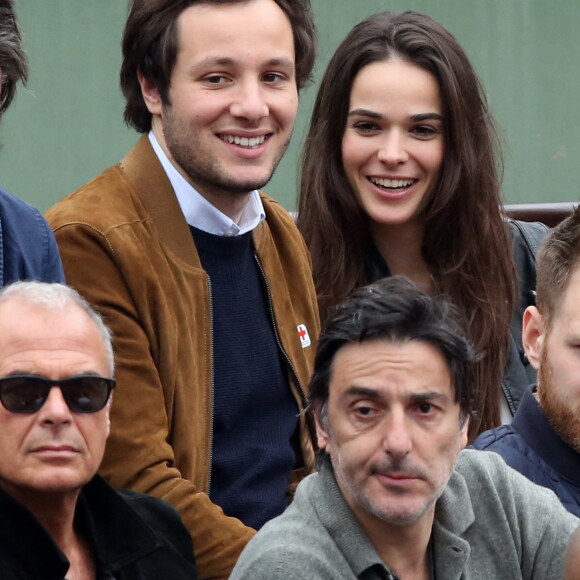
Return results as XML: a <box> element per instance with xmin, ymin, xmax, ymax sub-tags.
<box><xmin>191</xmin><ymin>226</ymin><xmax>299</xmax><ymax>529</ymax></box>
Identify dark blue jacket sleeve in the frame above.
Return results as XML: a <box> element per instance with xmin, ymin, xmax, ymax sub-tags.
<box><xmin>0</xmin><ymin>188</ymin><xmax>65</xmax><ymax>286</ymax></box>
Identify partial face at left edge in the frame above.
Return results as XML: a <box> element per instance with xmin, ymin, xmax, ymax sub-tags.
<box><xmin>0</xmin><ymin>300</ymin><xmax>111</xmax><ymax>502</ymax></box>
<box><xmin>526</xmin><ymin>266</ymin><xmax>580</xmax><ymax>452</ymax></box>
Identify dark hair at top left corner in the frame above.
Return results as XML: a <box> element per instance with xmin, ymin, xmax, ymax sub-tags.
<box><xmin>0</xmin><ymin>0</ymin><xmax>28</xmax><ymax>116</ymax></box>
<box><xmin>308</xmin><ymin>276</ymin><xmax>478</xmax><ymax>421</ymax></box>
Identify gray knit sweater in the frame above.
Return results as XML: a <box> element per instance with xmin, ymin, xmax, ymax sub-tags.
<box><xmin>230</xmin><ymin>450</ymin><xmax>579</xmax><ymax>579</ymax></box>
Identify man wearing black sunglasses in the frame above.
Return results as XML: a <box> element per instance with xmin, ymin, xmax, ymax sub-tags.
<box><xmin>0</xmin><ymin>281</ymin><xmax>197</xmax><ymax>579</ymax></box>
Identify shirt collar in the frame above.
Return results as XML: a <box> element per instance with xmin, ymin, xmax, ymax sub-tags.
<box><xmin>148</xmin><ymin>131</ymin><xmax>265</xmax><ymax>236</ymax></box>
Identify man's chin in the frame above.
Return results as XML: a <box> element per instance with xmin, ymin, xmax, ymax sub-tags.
<box><xmin>197</xmin><ymin>173</ymin><xmax>273</xmax><ymax>197</ymax></box>
<box><xmin>221</xmin><ymin>172</ymin><xmax>273</xmax><ymax>194</ymax></box>
<box><xmin>359</xmin><ymin>490</ymin><xmax>432</xmax><ymax>526</ymax></box>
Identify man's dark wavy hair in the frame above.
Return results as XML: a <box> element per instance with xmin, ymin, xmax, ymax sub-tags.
<box><xmin>309</xmin><ymin>276</ymin><xmax>478</xmax><ymax>424</ymax></box>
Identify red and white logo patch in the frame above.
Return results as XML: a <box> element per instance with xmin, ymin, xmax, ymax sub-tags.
<box><xmin>297</xmin><ymin>324</ymin><xmax>311</xmax><ymax>348</ymax></box>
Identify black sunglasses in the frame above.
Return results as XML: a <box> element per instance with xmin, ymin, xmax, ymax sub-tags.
<box><xmin>0</xmin><ymin>375</ymin><xmax>116</xmax><ymax>414</ymax></box>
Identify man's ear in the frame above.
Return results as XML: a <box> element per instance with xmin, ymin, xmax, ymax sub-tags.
<box><xmin>105</xmin><ymin>393</ymin><xmax>113</xmax><ymax>437</ymax></box>
<box><xmin>313</xmin><ymin>403</ymin><xmax>330</xmax><ymax>452</ymax></box>
<box><xmin>522</xmin><ymin>305</ymin><xmax>545</xmax><ymax>370</ymax></box>
<box><xmin>137</xmin><ymin>71</ymin><xmax>163</xmax><ymax>116</ymax></box>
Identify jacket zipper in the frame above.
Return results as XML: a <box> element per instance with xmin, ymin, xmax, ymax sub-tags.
<box><xmin>206</xmin><ymin>275</ymin><xmax>214</xmax><ymax>495</ymax></box>
<box><xmin>501</xmin><ymin>378</ymin><xmax>516</xmax><ymax>416</ymax></box>
<box><xmin>254</xmin><ymin>254</ymin><xmax>308</xmax><ymax>407</ymax></box>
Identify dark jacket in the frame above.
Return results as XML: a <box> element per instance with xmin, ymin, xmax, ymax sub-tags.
<box><xmin>472</xmin><ymin>385</ymin><xmax>580</xmax><ymax>517</ymax></box>
<box><xmin>0</xmin><ymin>475</ymin><xmax>197</xmax><ymax>579</ymax></box>
<box><xmin>502</xmin><ymin>220</ymin><xmax>550</xmax><ymax>413</ymax></box>
<box><xmin>368</xmin><ymin>219</ymin><xmax>549</xmax><ymax>419</ymax></box>
<box><xmin>0</xmin><ymin>187</ymin><xmax>64</xmax><ymax>286</ymax></box>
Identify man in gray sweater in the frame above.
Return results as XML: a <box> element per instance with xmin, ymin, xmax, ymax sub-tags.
<box><xmin>231</xmin><ymin>277</ymin><xmax>579</xmax><ymax>580</ymax></box>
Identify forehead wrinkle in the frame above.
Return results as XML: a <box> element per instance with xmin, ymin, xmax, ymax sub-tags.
<box><xmin>340</xmin><ymin>385</ymin><xmax>450</xmax><ymax>405</ymax></box>
<box><xmin>329</xmin><ymin>340</ymin><xmax>453</xmax><ymax>401</ymax></box>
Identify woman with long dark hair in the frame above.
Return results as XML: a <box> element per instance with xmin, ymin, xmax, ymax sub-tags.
<box><xmin>298</xmin><ymin>10</ymin><xmax>547</xmax><ymax>439</ymax></box>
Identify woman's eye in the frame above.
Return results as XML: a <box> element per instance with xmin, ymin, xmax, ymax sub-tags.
<box><xmin>412</xmin><ymin>125</ymin><xmax>438</xmax><ymax>138</ymax></box>
<box><xmin>352</xmin><ymin>121</ymin><xmax>379</xmax><ymax>133</ymax></box>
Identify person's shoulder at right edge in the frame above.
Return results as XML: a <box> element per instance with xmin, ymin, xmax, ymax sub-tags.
<box><xmin>0</xmin><ymin>186</ymin><xmax>64</xmax><ymax>285</ymax></box>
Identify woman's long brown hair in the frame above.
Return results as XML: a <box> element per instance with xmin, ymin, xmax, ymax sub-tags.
<box><xmin>297</xmin><ymin>11</ymin><xmax>517</xmax><ymax>439</ymax></box>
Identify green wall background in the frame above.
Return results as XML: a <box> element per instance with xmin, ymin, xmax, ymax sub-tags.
<box><xmin>1</xmin><ymin>0</ymin><xmax>579</xmax><ymax>213</ymax></box>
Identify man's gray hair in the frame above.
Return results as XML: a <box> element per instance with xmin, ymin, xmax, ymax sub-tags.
<box><xmin>0</xmin><ymin>281</ymin><xmax>114</xmax><ymax>375</ymax></box>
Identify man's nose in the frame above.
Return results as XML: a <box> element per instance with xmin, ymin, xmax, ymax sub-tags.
<box><xmin>229</xmin><ymin>80</ymin><xmax>269</xmax><ymax>121</ymax></box>
<box><xmin>382</xmin><ymin>410</ymin><xmax>413</xmax><ymax>458</ymax></box>
<box><xmin>38</xmin><ymin>386</ymin><xmax>72</xmax><ymax>425</ymax></box>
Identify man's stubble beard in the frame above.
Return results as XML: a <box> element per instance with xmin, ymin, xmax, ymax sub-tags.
<box><xmin>163</xmin><ymin>106</ymin><xmax>292</xmax><ymax>198</ymax></box>
<box><xmin>538</xmin><ymin>347</ymin><xmax>580</xmax><ymax>453</ymax></box>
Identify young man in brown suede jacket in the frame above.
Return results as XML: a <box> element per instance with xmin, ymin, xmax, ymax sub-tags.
<box><xmin>46</xmin><ymin>1</ymin><xmax>319</xmax><ymax>578</ymax></box>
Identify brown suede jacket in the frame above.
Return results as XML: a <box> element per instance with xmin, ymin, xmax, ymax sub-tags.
<box><xmin>46</xmin><ymin>136</ymin><xmax>319</xmax><ymax>579</ymax></box>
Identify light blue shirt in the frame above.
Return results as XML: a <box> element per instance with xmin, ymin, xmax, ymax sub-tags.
<box><xmin>148</xmin><ymin>131</ymin><xmax>265</xmax><ymax>237</ymax></box>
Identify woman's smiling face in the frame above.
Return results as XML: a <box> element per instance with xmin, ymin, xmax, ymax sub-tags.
<box><xmin>341</xmin><ymin>58</ymin><xmax>444</xmax><ymax>233</ymax></box>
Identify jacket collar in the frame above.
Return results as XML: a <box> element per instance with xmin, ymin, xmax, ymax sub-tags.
<box><xmin>513</xmin><ymin>385</ymin><xmax>580</xmax><ymax>485</ymax></box>
<box><xmin>0</xmin><ymin>475</ymin><xmax>161</xmax><ymax>577</ymax></box>
<box><xmin>313</xmin><ymin>463</ymin><xmax>392</xmax><ymax>577</ymax></box>
<box><xmin>120</xmin><ymin>135</ymin><xmax>202</xmax><ymax>269</ymax></box>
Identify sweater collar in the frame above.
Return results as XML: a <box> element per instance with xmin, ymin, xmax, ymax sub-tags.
<box><xmin>312</xmin><ymin>460</ymin><xmax>474</xmax><ymax>579</ymax></box>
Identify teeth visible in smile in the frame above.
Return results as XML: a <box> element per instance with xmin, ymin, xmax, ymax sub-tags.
<box><xmin>370</xmin><ymin>177</ymin><xmax>415</xmax><ymax>189</ymax></box>
<box><xmin>221</xmin><ymin>135</ymin><xmax>266</xmax><ymax>148</ymax></box>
